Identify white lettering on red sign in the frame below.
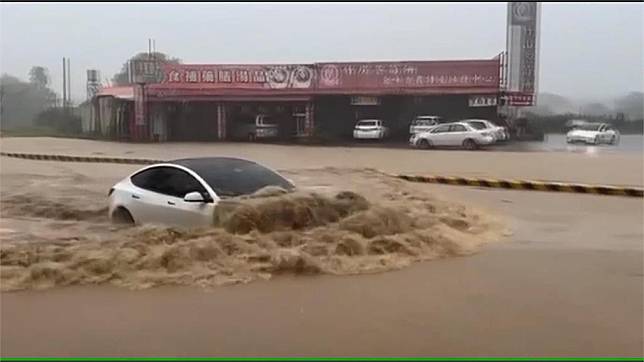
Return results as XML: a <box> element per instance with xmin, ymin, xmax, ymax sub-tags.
<box><xmin>251</xmin><ymin>70</ymin><xmax>266</xmax><ymax>83</ymax></box>
<box><xmin>202</xmin><ymin>70</ymin><xmax>215</xmax><ymax>83</ymax></box>
<box><xmin>218</xmin><ymin>70</ymin><xmax>232</xmax><ymax>83</ymax></box>
<box><xmin>168</xmin><ymin>70</ymin><xmax>181</xmax><ymax>82</ymax></box>
<box><xmin>185</xmin><ymin>70</ymin><xmax>199</xmax><ymax>82</ymax></box>
<box><xmin>236</xmin><ymin>70</ymin><xmax>249</xmax><ymax>83</ymax></box>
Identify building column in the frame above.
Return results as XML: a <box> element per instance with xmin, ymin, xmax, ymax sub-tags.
<box><xmin>133</xmin><ymin>83</ymin><xmax>149</xmax><ymax>141</ymax></box>
<box><xmin>217</xmin><ymin>103</ymin><xmax>227</xmax><ymax>140</ymax></box>
<box><xmin>304</xmin><ymin>101</ymin><xmax>314</xmax><ymax>137</ymax></box>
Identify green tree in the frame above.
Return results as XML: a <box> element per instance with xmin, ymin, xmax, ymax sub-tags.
<box><xmin>112</xmin><ymin>52</ymin><xmax>181</xmax><ymax>86</ymax></box>
<box><xmin>28</xmin><ymin>66</ymin><xmax>49</xmax><ymax>89</ymax></box>
<box><xmin>1</xmin><ymin>73</ymin><xmax>57</xmax><ymax>129</ymax></box>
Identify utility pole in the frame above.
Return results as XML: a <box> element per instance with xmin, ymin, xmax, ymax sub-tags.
<box><xmin>62</xmin><ymin>57</ymin><xmax>67</xmax><ymax>109</ymax></box>
<box><xmin>67</xmin><ymin>58</ymin><xmax>71</xmax><ymax>106</ymax></box>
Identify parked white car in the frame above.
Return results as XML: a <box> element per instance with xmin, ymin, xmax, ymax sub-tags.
<box><xmin>409</xmin><ymin>115</ymin><xmax>443</xmax><ymax>135</ymax></box>
<box><xmin>409</xmin><ymin>122</ymin><xmax>496</xmax><ymax>150</ymax></box>
<box><xmin>353</xmin><ymin>119</ymin><xmax>389</xmax><ymax>140</ymax></box>
<box><xmin>108</xmin><ymin>157</ymin><xmax>295</xmax><ymax>228</ymax></box>
<box><xmin>566</xmin><ymin>123</ymin><xmax>620</xmax><ymax>145</ymax></box>
<box><xmin>231</xmin><ymin>114</ymin><xmax>279</xmax><ymax>141</ymax></box>
<box><xmin>463</xmin><ymin>119</ymin><xmax>508</xmax><ymax>141</ymax></box>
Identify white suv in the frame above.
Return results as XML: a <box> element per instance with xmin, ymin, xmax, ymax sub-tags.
<box><xmin>353</xmin><ymin>119</ymin><xmax>389</xmax><ymax>140</ymax></box>
<box><xmin>409</xmin><ymin>122</ymin><xmax>496</xmax><ymax>150</ymax></box>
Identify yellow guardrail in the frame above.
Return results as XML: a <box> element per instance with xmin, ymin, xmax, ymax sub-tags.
<box><xmin>389</xmin><ymin>173</ymin><xmax>643</xmax><ymax>198</ymax></box>
<box><xmin>0</xmin><ymin>152</ymin><xmax>163</xmax><ymax>165</ymax></box>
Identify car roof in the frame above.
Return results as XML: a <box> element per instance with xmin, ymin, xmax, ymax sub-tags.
<box><xmin>357</xmin><ymin>119</ymin><xmax>381</xmax><ymax>122</ymax></box>
<box><xmin>462</xmin><ymin>119</ymin><xmax>490</xmax><ymax>123</ymax></box>
<box><xmin>169</xmin><ymin>157</ymin><xmax>259</xmax><ymax>168</ymax></box>
<box><xmin>436</xmin><ymin>121</ymin><xmax>468</xmax><ymax>127</ymax></box>
<box><xmin>416</xmin><ymin>115</ymin><xmax>441</xmax><ymax>118</ymax></box>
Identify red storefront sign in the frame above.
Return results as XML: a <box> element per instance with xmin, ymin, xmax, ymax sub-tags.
<box><xmin>161</xmin><ymin>64</ymin><xmax>316</xmax><ymax>89</ymax></box>
<box><xmin>159</xmin><ymin>60</ymin><xmax>500</xmax><ymax>93</ymax></box>
<box><xmin>505</xmin><ymin>92</ymin><xmax>534</xmax><ymax>106</ymax></box>
<box><xmin>317</xmin><ymin>60</ymin><xmax>499</xmax><ymax>90</ymax></box>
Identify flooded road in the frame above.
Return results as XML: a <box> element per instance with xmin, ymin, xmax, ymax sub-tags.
<box><xmin>0</xmin><ymin>137</ymin><xmax>642</xmax><ymax>356</ymax></box>
<box><xmin>493</xmin><ymin>134</ymin><xmax>644</xmax><ymax>154</ymax></box>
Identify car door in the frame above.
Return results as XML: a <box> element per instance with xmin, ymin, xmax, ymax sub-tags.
<box><xmin>129</xmin><ymin>166</ymin><xmax>213</xmax><ymax>227</ymax></box>
<box><xmin>153</xmin><ymin>167</ymin><xmax>215</xmax><ymax>227</ymax></box>
<box><xmin>599</xmin><ymin>124</ymin><xmax>613</xmax><ymax>143</ymax></box>
<box><xmin>427</xmin><ymin>124</ymin><xmax>451</xmax><ymax>146</ymax></box>
<box><xmin>128</xmin><ymin>167</ymin><xmax>175</xmax><ymax>224</ymax></box>
<box><xmin>447</xmin><ymin>124</ymin><xmax>468</xmax><ymax>146</ymax></box>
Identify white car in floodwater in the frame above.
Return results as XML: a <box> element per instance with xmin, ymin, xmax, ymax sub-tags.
<box><xmin>409</xmin><ymin>122</ymin><xmax>496</xmax><ymax>150</ymax></box>
<box><xmin>108</xmin><ymin>157</ymin><xmax>295</xmax><ymax>228</ymax></box>
<box><xmin>566</xmin><ymin>123</ymin><xmax>620</xmax><ymax>145</ymax></box>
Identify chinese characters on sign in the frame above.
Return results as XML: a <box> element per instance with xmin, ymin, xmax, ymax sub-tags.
<box><xmin>161</xmin><ymin>62</ymin><xmax>498</xmax><ymax>91</ymax></box>
<box><xmin>505</xmin><ymin>2</ymin><xmax>539</xmax><ymax>105</ymax></box>
<box><xmin>162</xmin><ymin>65</ymin><xmax>314</xmax><ymax>89</ymax></box>
<box><xmin>468</xmin><ymin>95</ymin><xmax>498</xmax><ymax>107</ymax></box>
<box><xmin>131</xmin><ymin>59</ymin><xmax>163</xmax><ymax>84</ymax></box>
<box><xmin>350</xmin><ymin>96</ymin><xmax>381</xmax><ymax>106</ymax></box>
<box><xmin>318</xmin><ymin>61</ymin><xmax>499</xmax><ymax>89</ymax></box>
<box><xmin>505</xmin><ymin>93</ymin><xmax>534</xmax><ymax>106</ymax></box>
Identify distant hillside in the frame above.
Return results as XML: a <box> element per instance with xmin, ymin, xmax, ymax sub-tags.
<box><xmin>529</xmin><ymin>91</ymin><xmax>643</xmax><ymax>120</ymax></box>
<box><xmin>530</xmin><ymin>93</ymin><xmax>578</xmax><ymax>115</ymax></box>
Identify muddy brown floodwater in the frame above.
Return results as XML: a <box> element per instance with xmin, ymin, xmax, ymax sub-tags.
<box><xmin>0</xmin><ymin>137</ymin><xmax>642</xmax><ymax>357</ymax></box>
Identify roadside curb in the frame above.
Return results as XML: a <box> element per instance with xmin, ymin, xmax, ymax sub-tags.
<box><xmin>2</xmin><ymin>152</ymin><xmax>642</xmax><ymax>198</ymax></box>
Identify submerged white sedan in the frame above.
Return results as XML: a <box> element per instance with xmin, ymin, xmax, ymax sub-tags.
<box><xmin>108</xmin><ymin>157</ymin><xmax>295</xmax><ymax>227</ymax></box>
<box><xmin>566</xmin><ymin>123</ymin><xmax>620</xmax><ymax>145</ymax></box>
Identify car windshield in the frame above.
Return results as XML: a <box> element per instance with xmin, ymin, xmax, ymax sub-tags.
<box><xmin>578</xmin><ymin>124</ymin><xmax>602</xmax><ymax>131</ymax></box>
<box><xmin>172</xmin><ymin>157</ymin><xmax>294</xmax><ymax>197</ymax></box>
<box><xmin>357</xmin><ymin>121</ymin><xmax>378</xmax><ymax>127</ymax></box>
<box><xmin>467</xmin><ymin>121</ymin><xmax>487</xmax><ymax>130</ymax></box>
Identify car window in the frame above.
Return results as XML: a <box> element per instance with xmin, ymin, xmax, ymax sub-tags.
<box><xmin>467</xmin><ymin>122</ymin><xmax>486</xmax><ymax>130</ymax></box>
<box><xmin>450</xmin><ymin>124</ymin><xmax>467</xmax><ymax>132</ymax></box>
<box><xmin>432</xmin><ymin>125</ymin><xmax>451</xmax><ymax>133</ymax></box>
<box><xmin>579</xmin><ymin>124</ymin><xmax>602</xmax><ymax>131</ymax></box>
<box><xmin>173</xmin><ymin>158</ymin><xmax>295</xmax><ymax>197</ymax></box>
<box><xmin>131</xmin><ymin>166</ymin><xmax>206</xmax><ymax>198</ymax></box>
<box><xmin>357</xmin><ymin>121</ymin><xmax>378</xmax><ymax>127</ymax></box>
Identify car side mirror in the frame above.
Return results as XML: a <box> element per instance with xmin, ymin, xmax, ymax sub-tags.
<box><xmin>184</xmin><ymin>191</ymin><xmax>205</xmax><ymax>203</ymax></box>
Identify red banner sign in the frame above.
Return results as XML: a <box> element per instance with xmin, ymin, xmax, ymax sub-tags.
<box><xmin>162</xmin><ymin>64</ymin><xmax>316</xmax><ymax>89</ymax></box>
<box><xmin>317</xmin><ymin>60</ymin><xmax>499</xmax><ymax>90</ymax></box>
<box><xmin>505</xmin><ymin>92</ymin><xmax>534</xmax><ymax>106</ymax></box>
<box><xmin>159</xmin><ymin>60</ymin><xmax>499</xmax><ymax>92</ymax></box>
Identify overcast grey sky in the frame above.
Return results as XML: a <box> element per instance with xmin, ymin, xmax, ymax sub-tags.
<box><xmin>1</xmin><ymin>2</ymin><xmax>642</xmax><ymax>102</ymax></box>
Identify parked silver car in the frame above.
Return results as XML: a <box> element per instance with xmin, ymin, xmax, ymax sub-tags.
<box><xmin>463</xmin><ymin>119</ymin><xmax>508</xmax><ymax>141</ymax></box>
<box><xmin>231</xmin><ymin>114</ymin><xmax>279</xmax><ymax>141</ymax></box>
<box><xmin>409</xmin><ymin>122</ymin><xmax>496</xmax><ymax>150</ymax></box>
